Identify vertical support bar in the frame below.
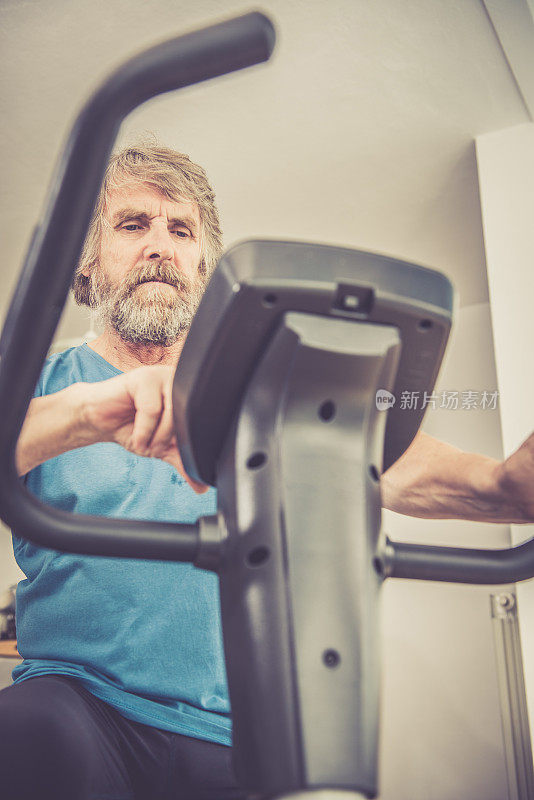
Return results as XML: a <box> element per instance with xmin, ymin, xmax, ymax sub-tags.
<box><xmin>491</xmin><ymin>593</ymin><xmax>534</xmax><ymax>800</ymax></box>
<box><xmin>217</xmin><ymin>312</ymin><xmax>400</xmax><ymax>798</ymax></box>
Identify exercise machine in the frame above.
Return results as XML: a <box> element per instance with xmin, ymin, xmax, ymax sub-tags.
<box><xmin>1</xmin><ymin>13</ymin><xmax>534</xmax><ymax>799</ymax></box>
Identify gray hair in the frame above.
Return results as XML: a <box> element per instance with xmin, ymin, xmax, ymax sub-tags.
<box><xmin>72</xmin><ymin>141</ymin><xmax>223</xmax><ymax>306</ymax></box>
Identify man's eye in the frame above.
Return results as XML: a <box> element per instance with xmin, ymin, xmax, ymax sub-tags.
<box><xmin>122</xmin><ymin>224</ymin><xmax>143</xmax><ymax>232</ymax></box>
<box><xmin>172</xmin><ymin>229</ymin><xmax>190</xmax><ymax>238</ymax></box>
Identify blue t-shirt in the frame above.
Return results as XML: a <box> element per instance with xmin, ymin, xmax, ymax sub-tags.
<box><xmin>11</xmin><ymin>343</ymin><xmax>231</xmax><ymax>746</ymax></box>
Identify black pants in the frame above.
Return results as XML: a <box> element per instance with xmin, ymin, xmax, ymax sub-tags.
<box><xmin>0</xmin><ymin>675</ymin><xmax>247</xmax><ymax>800</ymax></box>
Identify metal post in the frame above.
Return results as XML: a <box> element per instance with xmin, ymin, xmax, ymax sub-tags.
<box><xmin>491</xmin><ymin>592</ymin><xmax>534</xmax><ymax>800</ymax></box>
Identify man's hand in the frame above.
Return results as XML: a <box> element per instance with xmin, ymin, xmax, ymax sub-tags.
<box><xmin>17</xmin><ymin>365</ymin><xmax>208</xmax><ymax>494</ymax></box>
<box><xmin>81</xmin><ymin>365</ymin><xmax>208</xmax><ymax>494</ymax></box>
<box><xmin>494</xmin><ymin>432</ymin><xmax>534</xmax><ymax>523</ymax></box>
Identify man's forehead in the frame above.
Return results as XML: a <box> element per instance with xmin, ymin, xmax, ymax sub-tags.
<box><xmin>104</xmin><ymin>183</ymin><xmax>200</xmax><ymax>224</ymax></box>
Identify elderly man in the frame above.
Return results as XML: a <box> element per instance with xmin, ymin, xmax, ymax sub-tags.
<box><xmin>1</xmin><ymin>143</ymin><xmax>533</xmax><ymax>800</ymax></box>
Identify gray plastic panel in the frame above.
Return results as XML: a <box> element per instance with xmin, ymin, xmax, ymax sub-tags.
<box><xmin>173</xmin><ymin>239</ymin><xmax>453</xmax><ymax>485</ymax></box>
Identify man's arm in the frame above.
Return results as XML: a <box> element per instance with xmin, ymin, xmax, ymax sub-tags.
<box><xmin>15</xmin><ymin>383</ymin><xmax>94</xmax><ymax>476</ymax></box>
<box><xmin>15</xmin><ymin>365</ymin><xmax>207</xmax><ymax>493</ymax></box>
<box><xmin>381</xmin><ymin>430</ymin><xmax>534</xmax><ymax>524</ymax></box>
<box><xmin>18</xmin><ymin>368</ymin><xmax>533</xmax><ymax>522</ymax></box>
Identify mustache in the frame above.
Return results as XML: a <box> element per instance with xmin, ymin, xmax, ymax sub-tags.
<box><xmin>123</xmin><ymin>261</ymin><xmax>195</xmax><ymax>296</ymax></box>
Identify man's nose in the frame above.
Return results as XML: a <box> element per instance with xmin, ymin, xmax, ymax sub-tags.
<box><xmin>143</xmin><ymin>226</ymin><xmax>174</xmax><ymax>261</ymax></box>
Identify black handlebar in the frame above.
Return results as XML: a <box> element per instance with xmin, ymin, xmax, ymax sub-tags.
<box><xmin>380</xmin><ymin>534</ymin><xmax>534</xmax><ymax>585</ymax></box>
<box><xmin>0</xmin><ymin>12</ymin><xmax>275</xmax><ymax>560</ymax></box>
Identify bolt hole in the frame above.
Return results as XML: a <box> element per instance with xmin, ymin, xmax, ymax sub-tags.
<box><xmin>369</xmin><ymin>465</ymin><xmax>380</xmax><ymax>482</ymax></box>
<box><xmin>418</xmin><ymin>319</ymin><xmax>433</xmax><ymax>331</ymax></box>
<box><xmin>262</xmin><ymin>293</ymin><xmax>277</xmax><ymax>307</ymax></box>
<box><xmin>247</xmin><ymin>546</ymin><xmax>270</xmax><ymax>567</ymax></box>
<box><xmin>373</xmin><ymin>557</ymin><xmax>384</xmax><ymax>577</ymax></box>
<box><xmin>323</xmin><ymin>649</ymin><xmax>341</xmax><ymax>668</ymax></box>
<box><xmin>247</xmin><ymin>452</ymin><xmax>267</xmax><ymax>470</ymax></box>
<box><xmin>318</xmin><ymin>400</ymin><xmax>336</xmax><ymax>422</ymax></box>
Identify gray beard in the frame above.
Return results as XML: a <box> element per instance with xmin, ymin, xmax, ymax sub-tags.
<box><xmin>91</xmin><ymin>261</ymin><xmax>205</xmax><ymax>346</ymax></box>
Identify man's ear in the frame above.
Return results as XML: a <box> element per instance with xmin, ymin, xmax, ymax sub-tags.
<box><xmin>82</xmin><ymin>259</ymin><xmax>98</xmax><ymax>278</ymax></box>
<box><xmin>72</xmin><ymin>262</ymin><xmax>98</xmax><ymax>307</ymax></box>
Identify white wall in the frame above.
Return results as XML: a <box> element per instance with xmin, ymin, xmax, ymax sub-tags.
<box><xmin>476</xmin><ymin>121</ymin><xmax>534</xmax><ymax>758</ymax></box>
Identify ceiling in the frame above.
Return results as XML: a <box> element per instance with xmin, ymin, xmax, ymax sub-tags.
<box><xmin>0</xmin><ymin>0</ymin><xmax>532</xmax><ymax>339</ymax></box>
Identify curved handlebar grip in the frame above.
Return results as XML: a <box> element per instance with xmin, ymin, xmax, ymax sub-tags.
<box><xmin>379</xmin><ymin>534</ymin><xmax>534</xmax><ymax>585</ymax></box>
<box><xmin>0</xmin><ymin>12</ymin><xmax>275</xmax><ymax>558</ymax></box>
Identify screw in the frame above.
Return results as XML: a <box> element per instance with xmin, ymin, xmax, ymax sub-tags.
<box><xmin>497</xmin><ymin>594</ymin><xmax>515</xmax><ymax>610</ymax></box>
<box><xmin>323</xmin><ymin>649</ymin><xmax>341</xmax><ymax>668</ymax></box>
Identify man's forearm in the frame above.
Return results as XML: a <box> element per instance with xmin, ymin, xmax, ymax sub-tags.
<box><xmin>14</xmin><ymin>366</ymin><xmax>207</xmax><ymax>493</ymax></box>
<box><xmin>15</xmin><ymin>384</ymin><xmax>96</xmax><ymax>476</ymax></box>
<box><xmin>381</xmin><ymin>431</ymin><xmax>531</xmax><ymax>524</ymax></box>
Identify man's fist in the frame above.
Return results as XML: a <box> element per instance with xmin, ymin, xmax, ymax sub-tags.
<box><xmin>80</xmin><ymin>365</ymin><xmax>207</xmax><ymax>494</ymax></box>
